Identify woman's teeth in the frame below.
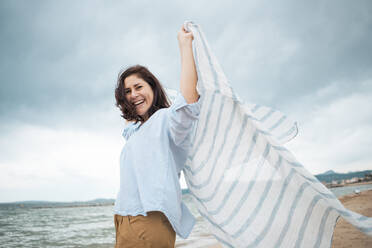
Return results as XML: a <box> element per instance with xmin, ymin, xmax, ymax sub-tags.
<box><xmin>134</xmin><ymin>100</ymin><xmax>144</xmax><ymax>106</ymax></box>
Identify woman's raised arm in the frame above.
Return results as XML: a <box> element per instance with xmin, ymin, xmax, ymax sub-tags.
<box><xmin>177</xmin><ymin>25</ymin><xmax>199</xmax><ymax>104</ymax></box>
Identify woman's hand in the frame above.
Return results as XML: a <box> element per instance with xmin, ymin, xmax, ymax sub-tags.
<box><xmin>177</xmin><ymin>25</ymin><xmax>194</xmax><ymax>49</ymax></box>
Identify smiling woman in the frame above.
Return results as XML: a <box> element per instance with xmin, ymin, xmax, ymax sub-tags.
<box><xmin>113</xmin><ymin>23</ymin><xmax>200</xmax><ymax>248</ymax></box>
<box><xmin>123</xmin><ymin>75</ymin><xmax>154</xmax><ymax>120</ymax></box>
<box><xmin>115</xmin><ymin>65</ymin><xmax>171</xmax><ymax>123</ymax></box>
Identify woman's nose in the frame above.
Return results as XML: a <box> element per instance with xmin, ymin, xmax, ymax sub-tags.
<box><xmin>131</xmin><ymin>90</ymin><xmax>139</xmax><ymax>98</ymax></box>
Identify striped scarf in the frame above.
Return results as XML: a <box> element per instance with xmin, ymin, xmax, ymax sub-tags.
<box><xmin>182</xmin><ymin>21</ymin><xmax>372</xmax><ymax>248</ymax></box>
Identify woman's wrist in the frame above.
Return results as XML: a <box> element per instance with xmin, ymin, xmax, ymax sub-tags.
<box><xmin>178</xmin><ymin>41</ymin><xmax>193</xmax><ymax>50</ymax></box>
<box><xmin>179</xmin><ymin>43</ymin><xmax>193</xmax><ymax>57</ymax></box>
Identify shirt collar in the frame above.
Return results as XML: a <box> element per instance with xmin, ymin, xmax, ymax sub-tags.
<box><xmin>122</xmin><ymin>121</ymin><xmax>141</xmax><ymax>140</ymax></box>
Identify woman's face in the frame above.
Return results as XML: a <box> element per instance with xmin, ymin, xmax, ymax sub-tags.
<box><xmin>124</xmin><ymin>74</ymin><xmax>154</xmax><ymax>120</ymax></box>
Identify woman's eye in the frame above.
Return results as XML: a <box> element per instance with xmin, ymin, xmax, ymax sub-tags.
<box><xmin>137</xmin><ymin>86</ymin><xmax>142</xmax><ymax>89</ymax></box>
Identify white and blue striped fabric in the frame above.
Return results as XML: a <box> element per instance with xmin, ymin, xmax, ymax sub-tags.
<box><xmin>181</xmin><ymin>21</ymin><xmax>372</xmax><ymax>248</ymax></box>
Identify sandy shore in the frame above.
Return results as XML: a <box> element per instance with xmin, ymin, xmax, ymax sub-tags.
<box><xmin>207</xmin><ymin>190</ymin><xmax>372</xmax><ymax>248</ymax></box>
<box><xmin>332</xmin><ymin>189</ymin><xmax>372</xmax><ymax>248</ymax></box>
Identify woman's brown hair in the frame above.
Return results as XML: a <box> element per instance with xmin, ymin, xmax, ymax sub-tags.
<box><xmin>115</xmin><ymin>65</ymin><xmax>171</xmax><ymax>123</ymax></box>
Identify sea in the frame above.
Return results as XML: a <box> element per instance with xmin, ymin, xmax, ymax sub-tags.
<box><xmin>1</xmin><ymin>184</ymin><xmax>372</xmax><ymax>248</ymax></box>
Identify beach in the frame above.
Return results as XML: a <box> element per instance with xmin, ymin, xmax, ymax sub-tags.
<box><xmin>332</xmin><ymin>189</ymin><xmax>372</xmax><ymax>248</ymax></box>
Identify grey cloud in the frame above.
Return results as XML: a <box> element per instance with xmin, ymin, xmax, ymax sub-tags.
<box><xmin>0</xmin><ymin>0</ymin><xmax>371</xmax><ymax>133</ymax></box>
<box><xmin>1</xmin><ymin>0</ymin><xmax>372</xmax><ymax>201</ymax></box>
<box><xmin>212</xmin><ymin>1</ymin><xmax>372</xmax><ymax>108</ymax></box>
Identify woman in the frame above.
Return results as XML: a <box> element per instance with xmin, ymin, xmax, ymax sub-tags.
<box><xmin>113</xmin><ymin>24</ymin><xmax>200</xmax><ymax>248</ymax></box>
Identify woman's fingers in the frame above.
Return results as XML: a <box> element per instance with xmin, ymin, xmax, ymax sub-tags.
<box><xmin>178</xmin><ymin>24</ymin><xmax>194</xmax><ymax>48</ymax></box>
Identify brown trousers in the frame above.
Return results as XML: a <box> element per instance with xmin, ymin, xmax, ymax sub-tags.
<box><xmin>114</xmin><ymin>211</ymin><xmax>176</xmax><ymax>248</ymax></box>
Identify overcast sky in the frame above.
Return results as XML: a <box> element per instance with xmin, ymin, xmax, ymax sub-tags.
<box><xmin>1</xmin><ymin>0</ymin><xmax>371</xmax><ymax>202</ymax></box>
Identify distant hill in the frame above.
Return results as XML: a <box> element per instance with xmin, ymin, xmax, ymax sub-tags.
<box><xmin>0</xmin><ymin>192</ymin><xmax>194</xmax><ymax>209</ymax></box>
<box><xmin>322</xmin><ymin>170</ymin><xmax>336</xmax><ymax>175</ymax></box>
<box><xmin>0</xmin><ymin>198</ymin><xmax>115</xmax><ymax>209</ymax></box>
<box><xmin>315</xmin><ymin>170</ymin><xmax>372</xmax><ymax>183</ymax></box>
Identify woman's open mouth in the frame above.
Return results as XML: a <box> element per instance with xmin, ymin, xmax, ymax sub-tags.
<box><xmin>134</xmin><ymin>100</ymin><xmax>145</xmax><ymax>108</ymax></box>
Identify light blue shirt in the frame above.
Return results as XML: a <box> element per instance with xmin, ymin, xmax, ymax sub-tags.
<box><xmin>114</xmin><ymin>93</ymin><xmax>201</xmax><ymax>239</ymax></box>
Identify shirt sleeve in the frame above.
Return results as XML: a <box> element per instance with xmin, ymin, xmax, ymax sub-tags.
<box><xmin>168</xmin><ymin>93</ymin><xmax>201</xmax><ymax>147</ymax></box>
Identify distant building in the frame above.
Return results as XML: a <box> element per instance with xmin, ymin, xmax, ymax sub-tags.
<box><xmin>366</xmin><ymin>173</ymin><xmax>372</xmax><ymax>181</ymax></box>
<box><xmin>350</xmin><ymin>177</ymin><xmax>359</xmax><ymax>183</ymax></box>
